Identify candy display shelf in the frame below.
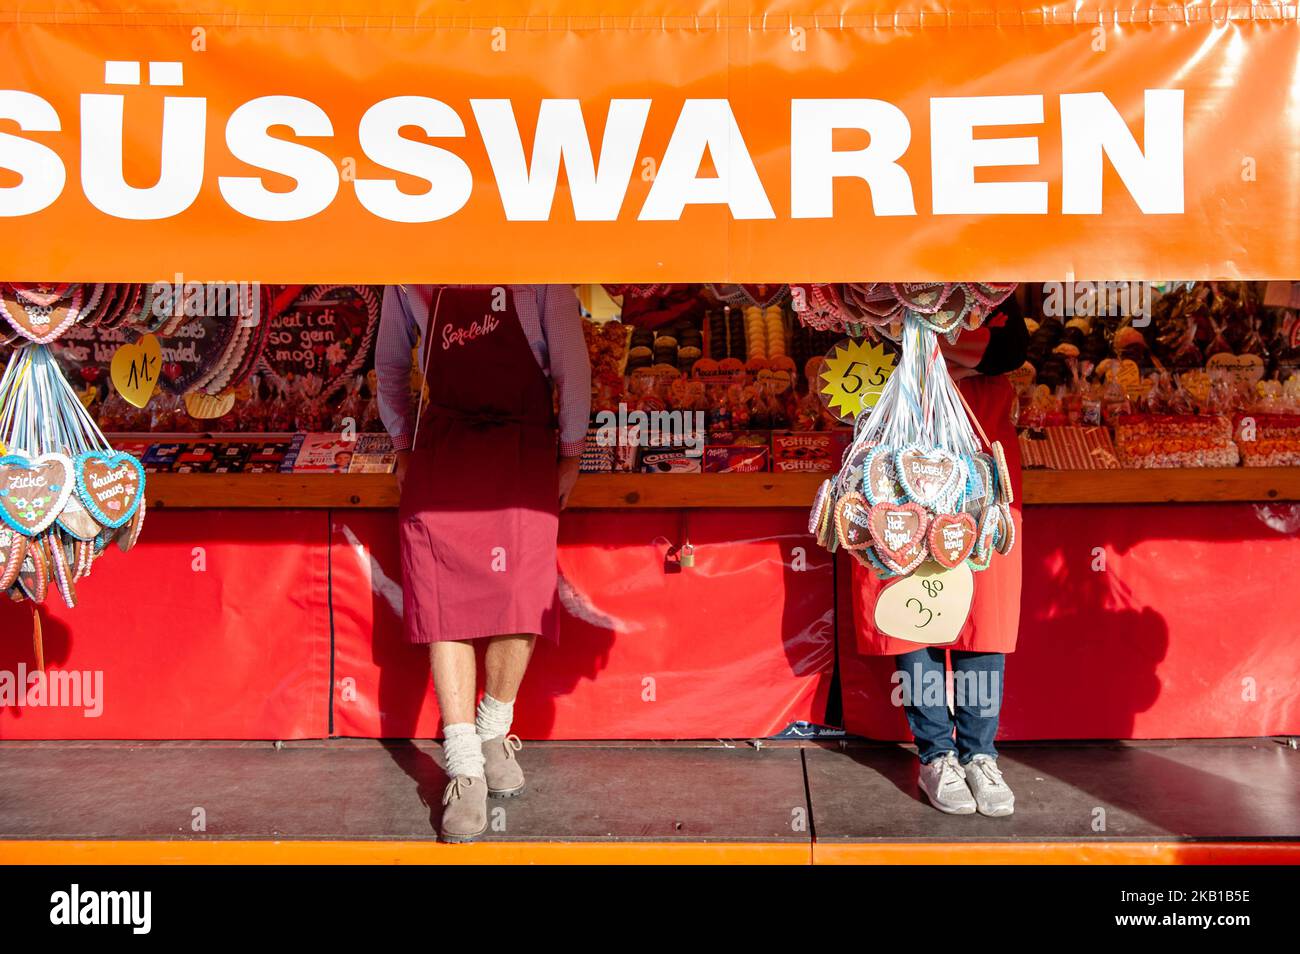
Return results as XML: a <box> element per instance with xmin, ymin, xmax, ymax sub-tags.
<box><xmin>139</xmin><ymin>469</ymin><xmax>1300</xmax><ymax>510</ymax></box>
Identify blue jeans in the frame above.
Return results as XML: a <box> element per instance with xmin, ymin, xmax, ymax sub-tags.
<box><xmin>893</xmin><ymin>648</ymin><xmax>1004</xmax><ymax>765</ymax></box>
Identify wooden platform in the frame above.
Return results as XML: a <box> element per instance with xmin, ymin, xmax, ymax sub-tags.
<box><xmin>0</xmin><ymin>738</ymin><xmax>1295</xmax><ymax>864</ymax></box>
<box><xmin>139</xmin><ymin>468</ymin><xmax>1300</xmax><ymax>510</ymax></box>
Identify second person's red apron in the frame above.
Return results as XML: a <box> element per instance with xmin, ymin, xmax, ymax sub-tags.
<box><xmin>399</xmin><ymin>286</ymin><xmax>561</xmax><ymax>644</ymax></box>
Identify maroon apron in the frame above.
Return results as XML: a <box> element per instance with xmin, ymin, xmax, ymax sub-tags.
<box><xmin>399</xmin><ymin>286</ymin><xmax>561</xmax><ymax>644</ymax></box>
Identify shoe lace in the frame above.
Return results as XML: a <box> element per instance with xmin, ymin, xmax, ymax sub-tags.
<box><xmin>937</xmin><ymin>755</ymin><xmax>966</xmax><ymax>792</ymax></box>
<box><xmin>442</xmin><ymin>775</ymin><xmax>477</xmax><ymax>806</ymax></box>
<box><xmin>503</xmin><ymin>733</ymin><xmax>523</xmax><ymax>755</ymax></box>
<box><xmin>969</xmin><ymin>757</ymin><xmax>1005</xmax><ymax>787</ymax></box>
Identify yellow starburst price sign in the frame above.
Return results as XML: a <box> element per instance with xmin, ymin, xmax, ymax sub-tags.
<box><xmin>819</xmin><ymin>338</ymin><xmax>896</xmax><ymax>422</ymax></box>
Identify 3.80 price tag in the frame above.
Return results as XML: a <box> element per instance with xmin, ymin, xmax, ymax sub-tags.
<box><xmin>874</xmin><ymin>560</ymin><xmax>974</xmax><ymax>645</ymax></box>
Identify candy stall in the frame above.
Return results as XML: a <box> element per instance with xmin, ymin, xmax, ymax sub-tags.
<box><xmin>1</xmin><ymin>3</ymin><xmax>1299</xmax><ymax>747</ymax></box>
<box><xmin>1</xmin><ymin>278</ymin><xmax>1296</xmax><ymax>745</ymax></box>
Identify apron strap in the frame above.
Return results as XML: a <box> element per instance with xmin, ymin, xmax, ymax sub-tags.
<box><xmin>956</xmin><ymin>384</ymin><xmax>993</xmax><ymax>451</ymax></box>
<box><xmin>409</xmin><ymin>286</ymin><xmax>448</xmax><ymax>452</ymax></box>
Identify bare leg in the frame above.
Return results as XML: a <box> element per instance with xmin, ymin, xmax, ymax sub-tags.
<box><xmin>430</xmin><ymin>640</ymin><xmax>477</xmax><ymax>726</ymax></box>
<box><xmin>483</xmin><ymin>633</ymin><xmax>537</xmax><ymax>704</ymax></box>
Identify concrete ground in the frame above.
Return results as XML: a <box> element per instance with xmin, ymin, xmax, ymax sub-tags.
<box><xmin>0</xmin><ymin>738</ymin><xmax>1295</xmax><ymax>862</ymax></box>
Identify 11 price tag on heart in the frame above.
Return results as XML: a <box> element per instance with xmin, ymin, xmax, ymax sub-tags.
<box><xmin>874</xmin><ymin>560</ymin><xmax>974</xmax><ymax>645</ymax></box>
<box><xmin>110</xmin><ymin>334</ymin><xmax>162</xmax><ymax>408</ymax></box>
<box><xmin>819</xmin><ymin>338</ymin><xmax>896</xmax><ymax>422</ymax></box>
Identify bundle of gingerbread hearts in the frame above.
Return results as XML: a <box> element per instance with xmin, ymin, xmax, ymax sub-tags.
<box><xmin>808</xmin><ymin>308</ymin><xmax>1016</xmax><ymax>579</ymax></box>
<box><xmin>0</xmin><ymin>343</ymin><xmax>145</xmax><ymax>608</ymax></box>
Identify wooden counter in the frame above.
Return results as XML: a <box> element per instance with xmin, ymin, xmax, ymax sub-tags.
<box><xmin>139</xmin><ymin>468</ymin><xmax>1300</xmax><ymax>510</ymax></box>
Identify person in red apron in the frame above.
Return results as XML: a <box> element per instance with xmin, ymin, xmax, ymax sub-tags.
<box><xmin>851</xmin><ymin>300</ymin><xmax>1028</xmax><ymax>817</ymax></box>
<box><xmin>375</xmin><ymin>285</ymin><xmax>590</xmax><ymax>842</ymax></box>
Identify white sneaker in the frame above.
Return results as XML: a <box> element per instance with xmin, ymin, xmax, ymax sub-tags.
<box><xmin>964</xmin><ymin>755</ymin><xmax>1015</xmax><ymax>817</ymax></box>
<box><xmin>918</xmin><ymin>752</ymin><xmax>976</xmax><ymax>814</ymax></box>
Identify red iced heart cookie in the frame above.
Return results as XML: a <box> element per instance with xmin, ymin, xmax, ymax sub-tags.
<box><xmin>868</xmin><ymin>501</ymin><xmax>930</xmax><ymax>573</ymax></box>
<box><xmin>833</xmin><ymin>491</ymin><xmax>874</xmax><ymax>551</ymax></box>
<box><xmin>896</xmin><ymin>446</ymin><xmax>960</xmax><ymax>507</ymax></box>
<box><xmin>928</xmin><ymin>512</ymin><xmax>977</xmax><ymax>569</ymax></box>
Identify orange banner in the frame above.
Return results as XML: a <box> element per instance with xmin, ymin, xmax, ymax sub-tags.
<box><xmin>0</xmin><ymin>2</ymin><xmax>1297</xmax><ymax>282</ymax></box>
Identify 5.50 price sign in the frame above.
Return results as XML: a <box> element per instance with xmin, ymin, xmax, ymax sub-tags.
<box><xmin>818</xmin><ymin>338</ymin><xmax>896</xmax><ymax>422</ymax></box>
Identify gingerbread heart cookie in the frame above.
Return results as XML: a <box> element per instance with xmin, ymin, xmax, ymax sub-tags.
<box><xmin>971</xmin><ymin>282</ymin><xmax>1017</xmax><ymax>311</ymax></box>
<box><xmin>0</xmin><ymin>525</ymin><xmax>26</xmax><ymax>591</ymax></box>
<box><xmin>808</xmin><ymin>479</ymin><xmax>832</xmax><ymax>537</ymax></box>
<box><xmin>849</xmin><ymin>546</ymin><xmax>897</xmax><ymax>580</ymax></box>
<box><xmin>75</xmin><ymin>451</ymin><xmax>145</xmax><ymax>530</ymax></box>
<box><xmin>834</xmin><ymin>491</ymin><xmax>875</xmax><ymax>551</ymax></box>
<box><xmin>864</xmin><ymin>445</ymin><xmax>905</xmax><ymax>505</ymax></box>
<box><xmin>835</xmin><ymin>442</ymin><xmax>874</xmax><ymax>496</ymax></box>
<box><xmin>16</xmin><ymin>540</ymin><xmax>48</xmax><ymax>603</ymax></box>
<box><xmin>968</xmin><ymin>506</ymin><xmax>999</xmax><ymax>571</ymax></box>
<box><xmin>994</xmin><ymin>501</ymin><xmax>1016</xmax><ymax>555</ymax></box>
<box><xmin>928</xmin><ymin>512</ymin><xmax>978</xmax><ymax>569</ymax></box>
<box><xmin>0</xmin><ymin>286</ymin><xmax>83</xmax><ymax>345</ymax></box>
<box><xmin>892</xmin><ymin>282</ymin><xmax>951</xmax><ymax>315</ymax></box>
<box><xmin>868</xmin><ymin>501</ymin><xmax>930</xmax><ymax>574</ymax></box>
<box><xmin>895</xmin><ymin>445</ymin><xmax>961</xmax><ymax>509</ymax></box>
<box><xmin>922</xmin><ymin>284</ymin><xmax>972</xmax><ymax>335</ymax></box>
<box><xmin>47</xmin><ymin>533</ymin><xmax>76</xmax><ymax>608</ymax></box>
<box><xmin>0</xmin><ymin>451</ymin><xmax>76</xmax><ymax>536</ymax></box>
<box><xmin>73</xmin><ymin>537</ymin><xmax>95</xmax><ymax>581</ymax></box>
<box><xmin>963</xmin><ymin>454</ymin><xmax>993</xmax><ymax>515</ymax></box>
<box><xmin>56</xmin><ymin>493</ymin><xmax>102</xmax><ymax>541</ymax></box>
<box><xmin>11</xmin><ymin>283</ymin><xmax>73</xmax><ymax>307</ymax></box>
<box><xmin>991</xmin><ymin>440</ymin><xmax>1014</xmax><ymax>506</ymax></box>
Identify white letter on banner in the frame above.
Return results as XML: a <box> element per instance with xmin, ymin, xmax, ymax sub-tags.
<box><xmin>219</xmin><ymin>96</ymin><xmax>338</xmax><ymax>221</ymax></box>
<box><xmin>81</xmin><ymin>93</ymin><xmax>205</xmax><ymax>219</ymax></box>
<box><xmin>639</xmin><ymin>99</ymin><xmax>775</xmax><ymax>220</ymax></box>
<box><xmin>355</xmin><ymin>97</ymin><xmax>472</xmax><ymax>223</ymax></box>
<box><xmin>1060</xmin><ymin>90</ymin><xmax>1184</xmax><ymax>214</ymax></box>
<box><xmin>0</xmin><ymin>92</ymin><xmax>65</xmax><ymax>216</ymax></box>
<box><xmin>931</xmin><ymin>95</ymin><xmax>1047</xmax><ymax>215</ymax></box>
<box><xmin>791</xmin><ymin>99</ymin><xmax>916</xmax><ymax>217</ymax></box>
<box><xmin>472</xmin><ymin>99</ymin><xmax>650</xmax><ymax>221</ymax></box>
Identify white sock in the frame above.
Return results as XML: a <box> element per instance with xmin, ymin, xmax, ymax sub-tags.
<box><xmin>475</xmin><ymin>693</ymin><xmax>514</xmax><ymax>742</ymax></box>
<box><xmin>442</xmin><ymin>723</ymin><xmax>485</xmax><ymax>779</ymax></box>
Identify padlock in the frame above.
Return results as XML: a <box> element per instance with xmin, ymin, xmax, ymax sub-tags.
<box><xmin>679</xmin><ymin>543</ymin><xmax>696</xmax><ymax>568</ymax></box>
